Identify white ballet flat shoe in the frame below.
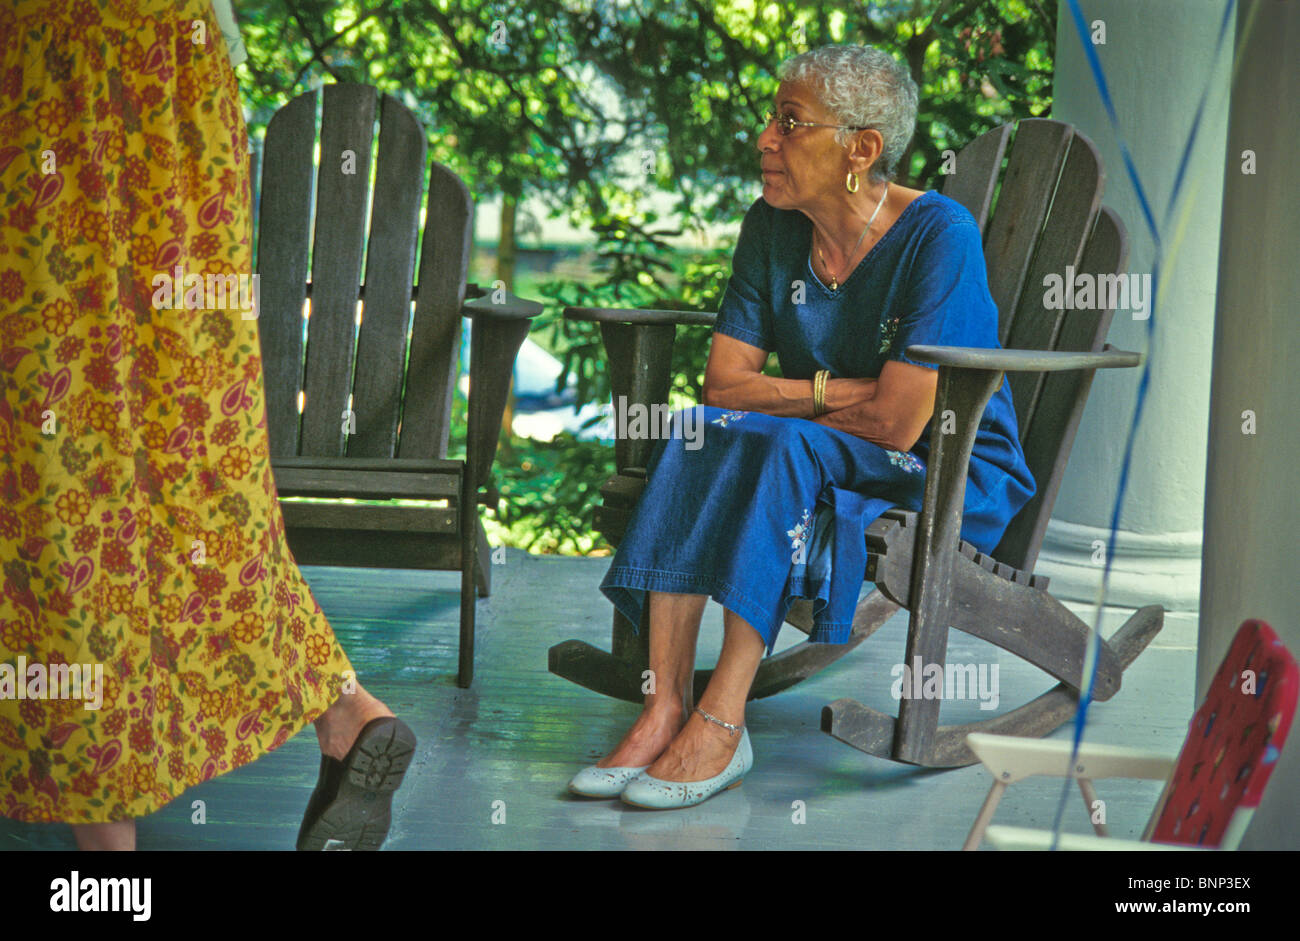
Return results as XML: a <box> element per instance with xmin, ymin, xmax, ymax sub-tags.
<box><xmin>621</xmin><ymin>725</ymin><xmax>752</xmax><ymax>810</ymax></box>
<box><xmin>568</xmin><ymin>764</ymin><xmax>650</xmax><ymax>798</ymax></box>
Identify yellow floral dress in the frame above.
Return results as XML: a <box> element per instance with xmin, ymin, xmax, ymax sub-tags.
<box><xmin>0</xmin><ymin>0</ymin><xmax>353</xmax><ymax>824</ymax></box>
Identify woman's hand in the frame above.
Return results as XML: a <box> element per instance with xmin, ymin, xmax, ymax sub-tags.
<box><xmin>812</xmin><ymin>360</ymin><xmax>938</xmax><ymax>451</ymax></box>
<box><xmin>824</xmin><ymin>376</ymin><xmax>877</xmax><ymax>411</ymax></box>
<box><xmin>704</xmin><ymin>333</ymin><xmax>879</xmax><ymax>419</ymax></box>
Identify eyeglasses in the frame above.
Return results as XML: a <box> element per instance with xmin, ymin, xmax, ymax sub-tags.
<box><xmin>763</xmin><ymin>108</ymin><xmax>871</xmax><ymax>137</ymax></box>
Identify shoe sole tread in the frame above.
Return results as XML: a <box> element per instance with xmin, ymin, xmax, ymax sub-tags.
<box><xmin>297</xmin><ymin>718</ymin><xmax>416</xmax><ymax>851</ymax></box>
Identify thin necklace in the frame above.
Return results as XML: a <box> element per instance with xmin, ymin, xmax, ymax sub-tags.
<box><xmin>815</xmin><ymin>181</ymin><xmax>889</xmax><ymax>291</ymax></box>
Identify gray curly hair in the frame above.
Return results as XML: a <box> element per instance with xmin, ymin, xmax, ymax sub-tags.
<box><xmin>777</xmin><ymin>44</ymin><xmax>919</xmax><ymax>183</ymax></box>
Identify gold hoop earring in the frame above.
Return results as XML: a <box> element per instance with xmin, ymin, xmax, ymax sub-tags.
<box><xmin>846</xmin><ymin>172</ymin><xmax>859</xmax><ymax>194</ymax></box>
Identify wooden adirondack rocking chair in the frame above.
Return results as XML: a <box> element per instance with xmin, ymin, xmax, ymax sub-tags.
<box><xmin>254</xmin><ymin>83</ymin><xmax>540</xmax><ymax>688</ymax></box>
<box><xmin>548</xmin><ymin>119</ymin><xmax>1164</xmax><ymax>765</ymax></box>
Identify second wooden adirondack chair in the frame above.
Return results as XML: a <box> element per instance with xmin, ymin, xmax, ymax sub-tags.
<box><xmin>548</xmin><ymin>118</ymin><xmax>1165</xmax><ymax>765</ymax></box>
<box><xmin>254</xmin><ymin>83</ymin><xmax>541</xmax><ymax>688</ymax></box>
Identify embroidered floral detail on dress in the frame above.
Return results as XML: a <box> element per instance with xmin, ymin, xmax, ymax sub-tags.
<box><xmin>878</xmin><ymin>316</ymin><xmax>901</xmax><ymax>354</ymax></box>
<box><xmin>711</xmin><ymin>409</ymin><xmax>748</xmax><ymax>427</ymax></box>
<box><xmin>787</xmin><ymin>507</ymin><xmax>813</xmax><ymax>553</ymax></box>
<box><xmin>886</xmin><ymin>449</ymin><xmax>924</xmax><ymax>474</ymax></box>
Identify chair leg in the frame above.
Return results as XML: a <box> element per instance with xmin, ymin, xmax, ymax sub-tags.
<box><xmin>963</xmin><ymin>780</ymin><xmax>1007</xmax><ymax>850</ymax></box>
<box><xmin>473</xmin><ymin>515</ymin><xmax>491</xmax><ymax>598</ymax></box>
<box><xmin>893</xmin><ymin>605</ymin><xmax>950</xmax><ymax>763</ymax></box>
<box><xmin>457</xmin><ymin>476</ymin><xmax>477</xmax><ymax>689</ymax></box>
<box><xmin>891</xmin><ymin>366</ymin><xmax>1006</xmax><ymax>764</ymax></box>
<box><xmin>1078</xmin><ymin>777</ymin><xmax>1110</xmax><ymax>837</ymax></box>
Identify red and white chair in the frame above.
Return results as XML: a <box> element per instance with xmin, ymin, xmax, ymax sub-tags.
<box><xmin>963</xmin><ymin>619</ymin><xmax>1297</xmax><ymax>850</ymax></box>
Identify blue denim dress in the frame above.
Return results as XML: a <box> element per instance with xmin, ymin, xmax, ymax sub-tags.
<box><xmin>600</xmin><ymin>192</ymin><xmax>1036</xmax><ymax>654</ymax></box>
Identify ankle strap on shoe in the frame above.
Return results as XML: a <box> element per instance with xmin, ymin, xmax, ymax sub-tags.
<box><xmin>695</xmin><ymin>707</ymin><xmax>742</xmax><ymax>737</ymax></box>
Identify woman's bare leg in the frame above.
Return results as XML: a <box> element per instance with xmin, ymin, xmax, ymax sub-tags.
<box><xmin>597</xmin><ymin>591</ymin><xmax>706</xmax><ymax>768</ymax></box>
<box><xmin>71</xmin><ymin>819</ymin><xmax>136</xmax><ymax>851</ymax></box>
<box><xmin>312</xmin><ymin>680</ymin><xmax>396</xmax><ymax>761</ymax></box>
<box><xmin>645</xmin><ymin>606</ymin><xmax>764</xmax><ymax>782</ymax></box>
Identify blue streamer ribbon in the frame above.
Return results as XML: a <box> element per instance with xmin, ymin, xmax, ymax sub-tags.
<box><xmin>1049</xmin><ymin>0</ymin><xmax>1237</xmax><ymax>850</ymax></box>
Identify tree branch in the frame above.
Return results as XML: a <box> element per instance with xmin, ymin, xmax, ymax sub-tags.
<box><xmin>284</xmin><ymin>0</ymin><xmax>345</xmax><ymax>82</ymax></box>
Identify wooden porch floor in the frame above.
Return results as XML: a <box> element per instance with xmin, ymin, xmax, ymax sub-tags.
<box><xmin>2</xmin><ymin>548</ymin><xmax>1193</xmax><ymax>850</ymax></box>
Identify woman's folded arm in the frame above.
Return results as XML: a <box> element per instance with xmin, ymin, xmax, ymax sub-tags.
<box><xmin>811</xmin><ymin>359</ymin><xmax>938</xmax><ymax>451</ymax></box>
<box><xmin>704</xmin><ymin>332</ymin><xmax>876</xmax><ymax>418</ymax></box>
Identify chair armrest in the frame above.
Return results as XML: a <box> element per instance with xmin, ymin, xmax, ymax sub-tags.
<box><xmin>463</xmin><ymin>283</ymin><xmax>544</xmax><ymax>320</ymax></box>
<box><xmin>562</xmin><ymin>305</ymin><xmax>717</xmax><ymax>327</ymax></box>
<box><xmin>560</xmin><ymin>305</ymin><xmax>711</xmax><ymax>476</ymax></box>
<box><xmin>463</xmin><ymin>311</ymin><xmax>532</xmax><ymax>495</ymax></box>
<box><xmin>905</xmin><ymin>343</ymin><xmax>1140</xmax><ymax>372</ymax></box>
<box><xmin>902</xmin><ymin>341</ymin><xmax>1139</xmax><ymax>601</ymax></box>
<box><xmin>984</xmin><ymin>826</ymin><xmax>1208</xmax><ymax>851</ymax></box>
<box><xmin>967</xmin><ymin>732</ymin><xmax>1177</xmax><ymax>784</ymax></box>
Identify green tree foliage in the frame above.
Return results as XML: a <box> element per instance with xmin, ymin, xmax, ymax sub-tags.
<box><xmin>236</xmin><ymin>0</ymin><xmax>1054</xmax><ymax>553</ymax></box>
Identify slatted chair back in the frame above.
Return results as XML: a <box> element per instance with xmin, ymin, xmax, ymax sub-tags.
<box><xmin>1145</xmin><ymin>619</ymin><xmax>1298</xmax><ymax>848</ymax></box>
<box><xmin>940</xmin><ymin>118</ymin><xmax>1127</xmax><ymax>573</ymax></box>
<box><xmin>256</xmin><ymin>82</ymin><xmax>473</xmax><ymax>464</ymax></box>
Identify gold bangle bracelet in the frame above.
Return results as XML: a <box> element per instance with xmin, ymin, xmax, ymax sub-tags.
<box><xmin>813</xmin><ymin>369</ymin><xmax>828</xmax><ymax>416</ymax></box>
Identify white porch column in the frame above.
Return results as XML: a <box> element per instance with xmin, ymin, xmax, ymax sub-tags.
<box><xmin>1201</xmin><ymin>0</ymin><xmax>1300</xmax><ymax>851</ymax></box>
<box><xmin>1041</xmin><ymin>0</ymin><xmax>1233</xmax><ymax>646</ymax></box>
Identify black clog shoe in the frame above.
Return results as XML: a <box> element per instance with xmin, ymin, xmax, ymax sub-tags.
<box><xmin>296</xmin><ymin>716</ymin><xmax>417</xmax><ymax>851</ymax></box>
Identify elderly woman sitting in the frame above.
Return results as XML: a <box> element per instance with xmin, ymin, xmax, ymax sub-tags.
<box><xmin>568</xmin><ymin>44</ymin><xmax>1035</xmax><ymax>809</ymax></box>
